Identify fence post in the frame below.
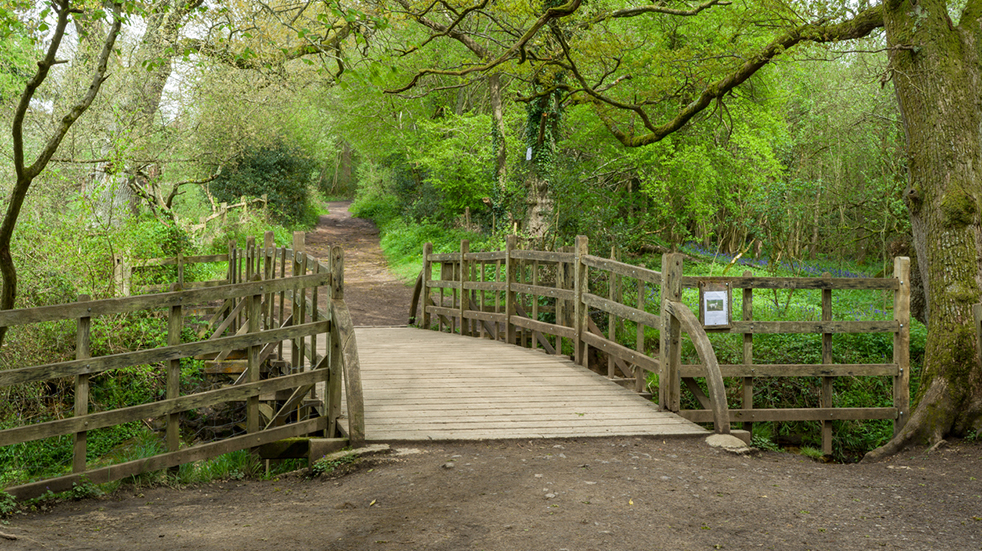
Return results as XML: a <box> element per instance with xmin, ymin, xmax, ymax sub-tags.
<box><xmin>167</xmin><ymin>283</ymin><xmax>183</xmax><ymax>457</ymax></box>
<box><xmin>505</xmin><ymin>235</ymin><xmax>517</xmax><ymax>346</ymax></box>
<box><xmin>311</xmin><ymin>258</ymin><xmax>321</xmax><ymax>376</ymax></box>
<box><xmin>278</xmin><ymin>243</ymin><xmax>287</xmax><ymax>360</ymax></box>
<box><xmin>821</xmin><ymin>272</ymin><xmax>833</xmax><ymax>455</ymax></box>
<box><xmin>460</xmin><ymin>240</ymin><xmax>470</xmax><ymax>337</ymax></box>
<box><xmin>557</xmin><ymin>246</ymin><xmax>572</xmax><ymax>354</ymax></box>
<box><xmin>328</xmin><ymin>246</ymin><xmax>344</xmax><ymax>436</ymax></box>
<box><xmin>113</xmin><ymin>257</ymin><xmax>127</xmax><ymax>297</ymax></box>
<box><xmin>229</xmin><ymin>239</ymin><xmax>238</xmax><ymax>333</ymax></box>
<box><xmin>247</xmin><ymin>275</ymin><xmax>261</xmax><ymax>434</ymax></box>
<box><xmin>246</xmin><ymin>237</ymin><xmax>255</xmax><ymax>282</ymax></box>
<box><xmin>894</xmin><ymin>256</ymin><xmax>911</xmax><ymax>435</ymax></box>
<box><xmin>73</xmin><ymin>294</ymin><xmax>91</xmax><ymax>474</ymax></box>
<box><xmin>264</xmin><ymin>231</ymin><xmax>275</xmax><ymax>330</ymax></box>
<box><xmin>608</xmin><ymin>246</ymin><xmax>618</xmax><ymax>378</ymax></box>
<box><xmin>177</xmin><ymin>250</ymin><xmax>185</xmax><ymax>288</ymax></box>
<box><xmin>660</xmin><ymin>253</ymin><xmax>683</xmax><ymax>412</ymax></box>
<box><xmin>573</xmin><ymin>235</ymin><xmax>588</xmax><ymax>367</ymax></box>
<box><xmin>532</xmin><ymin>258</ymin><xmax>540</xmax><ymax>350</ymax></box>
<box><xmin>422</xmin><ymin>243</ymin><xmax>433</xmax><ymax>330</ymax></box>
<box><xmin>636</xmin><ymin>279</ymin><xmax>646</xmax><ymax>391</ymax></box>
<box><xmin>293</xmin><ymin>232</ymin><xmax>306</xmax><ymax>371</ymax></box>
<box><xmin>742</xmin><ymin>270</ymin><xmax>754</xmax><ymax>436</ymax></box>
<box><xmin>123</xmin><ymin>259</ymin><xmax>131</xmax><ymax>297</ymax></box>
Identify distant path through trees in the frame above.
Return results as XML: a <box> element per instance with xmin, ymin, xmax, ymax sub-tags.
<box><xmin>304</xmin><ymin>202</ymin><xmax>413</xmax><ymax>326</ymax></box>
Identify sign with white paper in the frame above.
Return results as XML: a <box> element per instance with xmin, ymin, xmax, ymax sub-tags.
<box><xmin>703</xmin><ymin>291</ymin><xmax>728</xmax><ymax>326</ymax></box>
<box><xmin>699</xmin><ymin>282</ymin><xmax>732</xmax><ymax>328</ymax></box>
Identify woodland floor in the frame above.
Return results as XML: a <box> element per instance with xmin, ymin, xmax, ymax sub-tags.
<box><xmin>1</xmin><ymin>204</ymin><xmax>980</xmax><ymax>551</ymax></box>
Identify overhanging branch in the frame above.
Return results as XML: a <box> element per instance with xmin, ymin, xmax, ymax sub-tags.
<box><xmin>589</xmin><ymin>6</ymin><xmax>885</xmax><ymax>146</ymax></box>
<box><xmin>386</xmin><ymin>0</ymin><xmax>582</xmax><ymax>94</ymax></box>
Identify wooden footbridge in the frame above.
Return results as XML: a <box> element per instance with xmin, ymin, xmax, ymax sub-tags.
<box><xmin>351</xmin><ymin>327</ymin><xmax>703</xmax><ymax>440</ymax></box>
<box><xmin>0</xmin><ymin>232</ymin><xmax>911</xmax><ymax>500</ymax></box>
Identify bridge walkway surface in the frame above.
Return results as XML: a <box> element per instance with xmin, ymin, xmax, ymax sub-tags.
<box><xmin>334</xmin><ymin>327</ymin><xmax>707</xmax><ymax>441</ymax></box>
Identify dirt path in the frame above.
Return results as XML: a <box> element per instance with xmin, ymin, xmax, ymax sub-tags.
<box><xmin>2</xmin><ymin>211</ymin><xmax>981</xmax><ymax>550</ymax></box>
<box><xmin>304</xmin><ymin>201</ymin><xmax>413</xmax><ymax>326</ymax></box>
<box><xmin>2</xmin><ymin>438</ymin><xmax>980</xmax><ymax>550</ymax></box>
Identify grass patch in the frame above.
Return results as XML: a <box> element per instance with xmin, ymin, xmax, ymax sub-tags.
<box><xmin>310</xmin><ymin>452</ymin><xmax>357</xmax><ymax>476</ymax></box>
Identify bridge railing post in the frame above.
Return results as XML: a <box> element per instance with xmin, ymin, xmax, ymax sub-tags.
<box><xmin>422</xmin><ymin>243</ymin><xmax>433</xmax><ymax>330</ymax></box>
<box><xmin>263</xmin><ymin>231</ymin><xmax>274</xmax><ymax>331</ymax></box>
<box><xmin>659</xmin><ymin>253</ymin><xmax>683</xmax><ymax>412</ymax></box>
<box><xmin>293</xmin><ymin>231</ymin><xmax>306</xmax><ymax>372</ymax></box>
<box><xmin>167</xmin><ymin>283</ymin><xmax>183</xmax><ymax>464</ymax></box>
<box><xmin>505</xmin><ymin>235</ymin><xmax>517</xmax><ymax>345</ymax></box>
<box><xmin>573</xmin><ymin>235</ymin><xmax>588</xmax><ymax>367</ymax></box>
<box><xmin>246</xmin><ymin>275</ymin><xmax>261</xmax><ymax>434</ymax></box>
<box><xmin>460</xmin><ymin>240</ymin><xmax>469</xmax><ymax>337</ymax></box>
<box><xmin>73</xmin><ymin>294</ymin><xmax>91</xmax><ymax>474</ymax></box>
<box><xmin>229</xmin><ymin>239</ymin><xmax>238</xmax><ymax>333</ymax></box>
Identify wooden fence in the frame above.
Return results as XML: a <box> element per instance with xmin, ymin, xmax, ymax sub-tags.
<box><xmin>0</xmin><ymin>232</ymin><xmax>363</xmax><ymax>500</ymax></box>
<box><xmin>411</xmin><ymin>236</ymin><xmax>911</xmax><ymax>451</ymax></box>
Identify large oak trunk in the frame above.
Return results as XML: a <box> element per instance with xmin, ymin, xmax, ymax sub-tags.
<box><xmin>866</xmin><ymin>0</ymin><xmax>982</xmax><ymax>458</ymax></box>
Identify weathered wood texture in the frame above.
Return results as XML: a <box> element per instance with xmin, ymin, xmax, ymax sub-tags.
<box><xmin>350</xmin><ymin>328</ymin><xmax>706</xmax><ymax>440</ymax></box>
<box><xmin>0</xmin><ymin>232</ymin><xmax>365</xmax><ymax>500</ymax></box>
<box><xmin>412</xmin><ymin>236</ymin><xmax>912</xmax><ymax>446</ymax></box>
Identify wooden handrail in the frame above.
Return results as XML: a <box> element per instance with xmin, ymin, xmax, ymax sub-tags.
<box><xmin>331</xmin><ymin>298</ymin><xmax>365</xmax><ymax>446</ymax></box>
<box><xmin>409</xmin><ymin>270</ymin><xmax>424</xmax><ymax>325</ymax></box>
<box><xmin>662</xmin><ymin>300</ymin><xmax>730</xmax><ymax>435</ymax></box>
<box><xmin>1</xmin><ymin>231</ymin><xmax>367</xmax><ymax>500</ymax></box>
<box><xmin>414</xmin><ymin>237</ymin><xmax>910</xmax><ymax>450</ymax></box>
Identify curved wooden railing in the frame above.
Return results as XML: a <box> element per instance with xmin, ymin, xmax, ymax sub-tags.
<box><xmin>0</xmin><ymin>231</ymin><xmax>364</xmax><ymax>500</ymax></box>
<box><xmin>408</xmin><ymin>235</ymin><xmax>730</xmax><ymax>434</ymax></box>
<box><xmin>411</xmin><ymin>236</ymin><xmax>911</xmax><ymax>451</ymax></box>
<box><xmin>662</xmin><ymin>300</ymin><xmax>730</xmax><ymax>434</ymax></box>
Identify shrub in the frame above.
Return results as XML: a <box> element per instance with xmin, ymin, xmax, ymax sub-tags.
<box><xmin>209</xmin><ymin>139</ymin><xmax>316</xmax><ymax>226</ymax></box>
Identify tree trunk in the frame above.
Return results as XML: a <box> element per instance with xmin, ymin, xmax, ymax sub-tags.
<box><xmin>91</xmin><ymin>0</ymin><xmax>200</xmax><ymax>227</ymax></box>
<box><xmin>526</xmin><ymin>171</ymin><xmax>552</xmax><ymax>239</ymax></box>
<box><xmin>489</xmin><ymin>73</ymin><xmax>508</xmax><ymax>196</ymax></box>
<box><xmin>866</xmin><ymin>0</ymin><xmax>982</xmax><ymax>458</ymax></box>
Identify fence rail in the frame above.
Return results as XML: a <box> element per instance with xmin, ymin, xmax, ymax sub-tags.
<box><xmin>0</xmin><ymin>231</ymin><xmax>363</xmax><ymax>500</ymax></box>
<box><xmin>411</xmin><ymin>236</ymin><xmax>911</xmax><ymax>451</ymax></box>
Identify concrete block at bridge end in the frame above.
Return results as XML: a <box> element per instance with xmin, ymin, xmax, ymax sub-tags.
<box><xmin>308</xmin><ymin>438</ymin><xmax>349</xmax><ymax>462</ymax></box>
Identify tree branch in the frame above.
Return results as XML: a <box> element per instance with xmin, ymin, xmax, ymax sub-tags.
<box><xmin>393</xmin><ymin>0</ymin><xmax>491</xmax><ymax>57</ymax></box>
<box><xmin>588</xmin><ymin>6</ymin><xmax>884</xmax><ymax>146</ymax></box>
<box><xmin>386</xmin><ymin>0</ymin><xmax>583</xmax><ymax>94</ymax></box>
<box><xmin>179</xmin><ymin>21</ymin><xmax>353</xmax><ymax>70</ymax></box>
<box><xmin>595</xmin><ymin>0</ymin><xmax>731</xmax><ymax>21</ymax></box>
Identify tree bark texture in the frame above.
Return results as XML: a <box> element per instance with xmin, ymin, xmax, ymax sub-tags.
<box><xmin>867</xmin><ymin>0</ymin><xmax>982</xmax><ymax>458</ymax></box>
<box><xmin>489</xmin><ymin>73</ymin><xmax>508</xmax><ymax>195</ymax></box>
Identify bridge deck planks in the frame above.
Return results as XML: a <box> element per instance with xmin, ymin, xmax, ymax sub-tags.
<box><xmin>335</xmin><ymin>327</ymin><xmax>707</xmax><ymax>441</ymax></box>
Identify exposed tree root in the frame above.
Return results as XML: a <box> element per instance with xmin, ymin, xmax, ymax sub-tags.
<box><xmin>863</xmin><ymin>379</ymin><xmax>952</xmax><ymax>462</ymax></box>
<box><xmin>0</xmin><ymin>530</ymin><xmax>18</xmax><ymax>540</ymax></box>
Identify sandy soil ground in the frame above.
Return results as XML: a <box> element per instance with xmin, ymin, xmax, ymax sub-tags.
<box><xmin>2</xmin><ymin>206</ymin><xmax>980</xmax><ymax>550</ymax></box>
<box><xmin>2</xmin><ymin>438</ymin><xmax>980</xmax><ymax>550</ymax></box>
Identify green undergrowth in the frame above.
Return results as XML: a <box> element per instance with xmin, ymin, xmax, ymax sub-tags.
<box><xmin>0</xmin><ymin>449</ymin><xmax>306</xmax><ymax>514</ymax></box>
<box><xmin>310</xmin><ymin>451</ymin><xmax>357</xmax><ymax>476</ymax></box>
